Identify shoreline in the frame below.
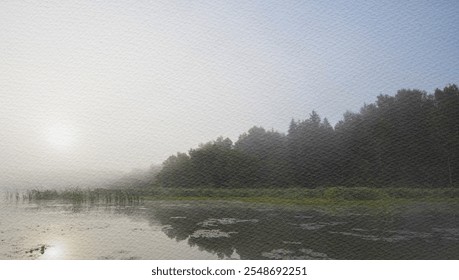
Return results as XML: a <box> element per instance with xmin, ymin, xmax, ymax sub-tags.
<box><xmin>11</xmin><ymin>186</ymin><xmax>459</xmax><ymax>209</ymax></box>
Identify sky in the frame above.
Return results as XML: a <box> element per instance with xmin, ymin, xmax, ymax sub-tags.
<box><xmin>1</xmin><ymin>0</ymin><xmax>458</xmax><ymax>186</ymax></box>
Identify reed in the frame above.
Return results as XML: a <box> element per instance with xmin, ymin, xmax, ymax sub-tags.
<box><xmin>22</xmin><ymin>188</ymin><xmax>143</xmax><ymax>205</ymax></box>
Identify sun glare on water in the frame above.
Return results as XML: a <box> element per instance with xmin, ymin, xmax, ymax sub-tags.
<box><xmin>40</xmin><ymin>240</ymin><xmax>67</xmax><ymax>260</ymax></box>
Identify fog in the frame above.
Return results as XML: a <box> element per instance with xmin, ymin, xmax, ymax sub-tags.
<box><xmin>1</xmin><ymin>1</ymin><xmax>458</xmax><ymax>188</ymax></box>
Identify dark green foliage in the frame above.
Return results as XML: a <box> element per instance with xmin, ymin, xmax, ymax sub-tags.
<box><xmin>157</xmin><ymin>137</ymin><xmax>258</xmax><ymax>188</ymax></box>
<box><xmin>433</xmin><ymin>84</ymin><xmax>459</xmax><ymax>185</ymax></box>
<box><xmin>235</xmin><ymin>127</ymin><xmax>289</xmax><ymax>186</ymax></box>
<box><xmin>156</xmin><ymin>85</ymin><xmax>459</xmax><ymax>189</ymax></box>
<box><xmin>156</xmin><ymin>152</ymin><xmax>192</xmax><ymax>187</ymax></box>
<box><xmin>288</xmin><ymin>111</ymin><xmax>336</xmax><ymax>187</ymax></box>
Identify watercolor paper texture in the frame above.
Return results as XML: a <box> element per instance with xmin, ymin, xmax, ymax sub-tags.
<box><xmin>1</xmin><ymin>1</ymin><xmax>458</xmax><ymax>260</ymax></box>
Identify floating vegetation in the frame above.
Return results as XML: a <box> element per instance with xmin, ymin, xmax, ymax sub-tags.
<box><xmin>198</xmin><ymin>218</ymin><xmax>259</xmax><ymax>227</ymax></box>
<box><xmin>298</xmin><ymin>223</ymin><xmax>327</xmax><ymax>230</ymax></box>
<box><xmin>294</xmin><ymin>215</ymin><xmax>313</xmax><ymax>219</ymax></box>
<box><xmin>261</xmin><ymin>249</ymin><xmax>293</xmax><ymax>259</ymax></box>
<box><xmin>261</xmin><ymin>248</ymin><xmax>330</xmax><ymax>260</ymax></box>
<box><xmin>282</xmin><ymin>241</ymin><xmax>302</xmax><ymax>245</ymax></box>
<box><xmin>189</xmin><ymin>229</ymin><xmax>234</xmax><ymax>238</ymax></box>
<box><xmin>329</xmin><ymin>228</ymin><xmax>433</xmax><ymax>242</ymax></box>
<box><xmin>161</xmin><ymin>225</ymin><xmax>174</xmax><ymax>232</ymax></box>
<box><xmin>298</xmin><ymin>249</ymin><xmax>330</xmax><ymax>259</ymax></box>
<box><xmin>432</xmin><ymin>227</ymin><xmax>459</xmax><ymax>240</ymax></box>
<box><xmin>298</xmin><ymin>221</ymin><xmax>345</xmax><ymax>230</ymax></box>
<box><xmin>25</xmin><ymin>245</ymin><xmax>47</xmax><ymax>255</ymax></box>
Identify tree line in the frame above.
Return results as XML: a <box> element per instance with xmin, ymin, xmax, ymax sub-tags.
<box><xmin>156</xmin><ymin>84</ymin><xmax>459</xmax><ymax>188</ymax></box>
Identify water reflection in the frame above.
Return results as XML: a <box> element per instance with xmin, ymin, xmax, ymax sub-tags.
<box><xmin>104</xmin><ymin>200</ymin><xmax>459</xmax><ymax>260</ymax></box>
<box><xmin>128</xmin><ymin>201</ymin><xmax>459</xmax><ymax>259</ymax></box>
<box><xmin>40</xmin><ymin>240</ymin><xmax>65</xmax><ymax>259</ymax></box>
<box><xmin>1</xmin><ymin>196</ymin><xmax>459</xmax><ymax>259</ymax></box>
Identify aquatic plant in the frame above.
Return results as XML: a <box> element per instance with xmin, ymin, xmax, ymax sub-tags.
<box><xmin>21</xmin><ymin>188</ymin><xmax>143</xmax><ymax>206</ymax></box>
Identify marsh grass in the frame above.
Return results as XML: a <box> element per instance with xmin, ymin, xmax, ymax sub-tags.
<box><xmin>142</xmin><ymin>186</ymin><xmax>459</xmax><ymax>207</ymax></box>
<box><xmin>22</xmin><ymin>188</ymin><xmax>142</xmax><ymax>205</ymax></box>
<box><xmin>11</xmin><ymin>186</ymin><xmax>459</xmax><ymax>207</ymax></box>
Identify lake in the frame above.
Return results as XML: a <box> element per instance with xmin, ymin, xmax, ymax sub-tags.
<box><xmin>1</xmin><ymin>195</ymin><xmax>458</xmax><ymax>259</ymax></box>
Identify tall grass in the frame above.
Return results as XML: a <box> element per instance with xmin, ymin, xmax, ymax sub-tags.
<box><xmin>23</xmin><ymin>188</ymin><xmax>143</xmax><ymax>205</ymax></box>
<box><xmin>13</xmin><ymin>186</ymin><xmax>459</xmax><ymax>206</ymax></box>
<box><xmin>143</xmin><ymin>186</ymin><xmax>459</xmax><ymax>201</ymax></box>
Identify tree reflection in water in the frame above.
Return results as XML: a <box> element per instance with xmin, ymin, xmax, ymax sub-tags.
<box><xmin>120</xmin><ymin>201</ymin><xmax>459</xmax><ymax>260</ymax></box>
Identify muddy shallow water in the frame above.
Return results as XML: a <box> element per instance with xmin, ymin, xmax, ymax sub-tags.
<box><xmin>1</xmin><ymin>197</ymin><xmax>458</xmax><ymax>259</ymax></box>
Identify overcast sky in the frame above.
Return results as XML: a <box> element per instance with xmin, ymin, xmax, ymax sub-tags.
<box><xmin>1</xmin><ymin>0</ymin><xmax>458</xmax><ymax>186</ymax></box>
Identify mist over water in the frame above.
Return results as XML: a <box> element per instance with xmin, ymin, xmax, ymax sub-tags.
<box><xmin>1</xmin><ymin>1</ymin><xmax>458</xmax><ymax>188</ymax></box>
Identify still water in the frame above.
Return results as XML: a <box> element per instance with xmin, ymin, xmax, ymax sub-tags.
<box><xmin>1</xmin><ymin>197</ymin><xmax>458</xmax><ymax>259</ymax></box>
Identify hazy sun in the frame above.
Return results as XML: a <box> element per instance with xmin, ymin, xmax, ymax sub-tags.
<box><xmin>46</xmin><ymin>123</ymin><xmax>76</xmax><ymax>150</ymax></box>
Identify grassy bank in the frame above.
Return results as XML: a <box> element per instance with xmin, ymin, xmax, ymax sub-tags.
<box><xmin>16</xmin><ymin>186</ymin><xmax>459</xmax><ymax>207</ymax></box>
<box><xmin>142</xmin><ymin>186</ymin><xmax>459</xmax><ymax>207</ymax></box>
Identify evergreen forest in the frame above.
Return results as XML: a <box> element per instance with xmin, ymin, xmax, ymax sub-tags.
<box><xmin>156</xmin><ymin>85</ymin><xmax>459</xmax><ymax>189</ymax></box>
